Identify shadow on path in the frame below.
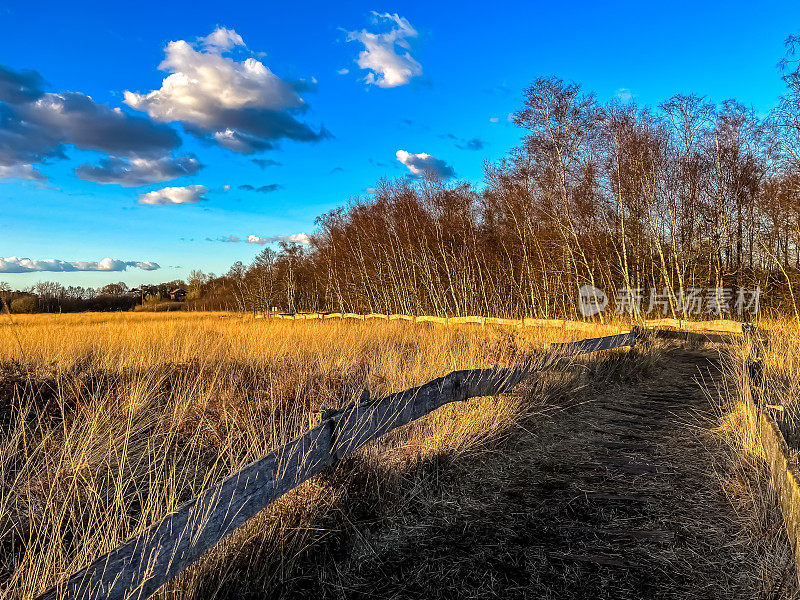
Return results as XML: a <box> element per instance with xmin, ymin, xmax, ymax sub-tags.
<box><xmin>305</xmin><ymin>348</ymin><xmax>796</xmax><ymax>599</ymax></box>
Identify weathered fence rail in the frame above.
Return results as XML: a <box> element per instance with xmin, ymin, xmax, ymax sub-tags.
<box><xmin>262</xmin><ymin>312</ymin><xmax>746</xmax><ymax>335</ymax></box>
<box><xmin>35</xmin><ymin>330</ymin><xmax>641</xmax><ymax>600</ymax></box>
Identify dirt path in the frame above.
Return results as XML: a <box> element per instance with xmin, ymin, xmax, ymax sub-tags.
<box><xmin>310</xmin><ymin>348</ymin><xmax>796</xmax><ymax>599</ymax></box>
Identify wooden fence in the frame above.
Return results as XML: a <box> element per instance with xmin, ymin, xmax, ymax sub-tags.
<box><xmin>35</xmin><ymin>330</ymin><xmax>639</xmax><ymax>600</ymax></box>
<box><xmin>261</xmin><ymin>312</ymin><xmax>746</xmax><ymax>335</ymax></box>
<box><xmin>266</xmin><ymin>312</ymin><xmax>605</xmax><ymax>332</ymax></box>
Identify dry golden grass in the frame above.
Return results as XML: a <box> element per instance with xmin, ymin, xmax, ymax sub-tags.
<box><xmin>717</xmin><ymin>318</ymin><xmax>800</xmax><ymax>455</ymax></box>
<box><xmin>0</xmin><ymin>311</ymin><xmax>631</xmax><ymax>599</ymax></box>
<box><xmin>712</xmin><ymin>318</ymin><xmax>800</xmax><ymax>596</ymax></box>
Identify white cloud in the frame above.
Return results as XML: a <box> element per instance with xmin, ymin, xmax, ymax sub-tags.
<box><xmin>125</xmin><ymin>40</ymin><xmax>300</xmax><ymax>125</ymax></box>
<box><xmin>0</xmin><ymin>164</ymin><xmax>45</xmax><ymax>181</ymax></box>
<box><xmin>75</xmin><ymin>155</ymin><xmax>202</xmax><ymax>186</ymax></box>
<box><xmin>346</xmin><ymin>13</ymin><xmax>422</xmax><ymax>88</ymax></box>
<box><xmin>138</xmin><ymin>184</ymin><xmax>208</xmax><ymax>205</ymax></box>
<box><xmin>207</xmin><ymin>232</ymin><xmax>310</xmax><ymax>245</ymax></box>
<box><xmin>489</xmin><ymin>117</ymin><xmax>500</xmax><ymax>123</ymax></box>
<box><xmin>396</xmin><ymin>150</ymin><xmax>455</xmax><ymax>179</ymax></box>
<box><xmin>201</xmin><ymin>27</ymin><xmax>245</xmax><ymax>52</ymax></box>
<box><xmin>0</xmin><ymin>257</ymin><xmax>160</xmax><ymax>273</ymax></box>
<box><xmin>124</xmin><ymin>27</ymin><xmax>329</xmax><ymax>154</ymax></box>
<box><xmin>247</xmin><ymin>233</ymin><xmax>310</xmax><ymax>245</ymax></box>
<box><xmin>337</xmin><ymin>68</ymin><xmax>350</xmax><ymax>75</ymax></box>
<box><xmin>131</xmin><ymin>261</ymin><xmax>161</xmax><ymax>270</ymax></box>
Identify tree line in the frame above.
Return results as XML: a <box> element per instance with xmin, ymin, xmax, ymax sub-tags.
<box><xmin>0</xmin><ymin>280</ymin><xmax>188</xmax><ymax>313</ymax></box>
<box><xmin>200</xmin><ymin>37</ymin><xmax>800</xmax><ymax>320</ymax></box>
<box><xmin>7</xmin><ymin>36</ymin><xmax>800</xmax><ymax>320</ymax></box>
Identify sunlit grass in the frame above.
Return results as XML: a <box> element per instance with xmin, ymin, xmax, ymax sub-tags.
<box><xmin>0</xmin><ymin>311</ymin><xmax>637</xmax><ymax>599</ymax></box>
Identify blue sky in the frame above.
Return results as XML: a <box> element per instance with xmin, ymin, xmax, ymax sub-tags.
<box><xmin>1</xmin><ymin>0</ymin><xmax>799</xmax><ymax>288</ymax></box>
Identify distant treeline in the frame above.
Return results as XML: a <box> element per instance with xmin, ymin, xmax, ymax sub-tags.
<box><xmin>0</xmin><ymin>281</ymin><xmax>188</xmax><ymax>313</ymax></box>
<box><xmin>8</xmin><ymin>39</ymin><xmax>800</xmax><ymax>319</ymax></box>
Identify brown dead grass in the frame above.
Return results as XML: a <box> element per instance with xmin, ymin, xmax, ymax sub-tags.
<box><xmin>714</xmin><ymin>319</ymin><xmax>800</xmax><ymax>597</ymax></box>
<box><xmin>3</xmin><ymin>312</ymin><xmax>796</xmax><ymax>598</ymax></box>
<box><xmin>0</xmin><ymin>311</ymin><xmax>635</xmax><ymax>599</ymax></box>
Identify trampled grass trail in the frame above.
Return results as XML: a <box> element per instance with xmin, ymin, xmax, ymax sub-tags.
<box><xmin>287</xmin><ymin>347</ymin><xmax>796</xmax><ymax>599</ymax></box>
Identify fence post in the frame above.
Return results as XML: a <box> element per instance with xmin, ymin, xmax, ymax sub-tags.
<box><xmin>743</xmin><ymin>323</ymin><xmax>764</xmax><ymax>408</ymax></box>
<box><xmin>629</xmin><ymin>325</ymin><xmax>646</xmax><ymax>355</ymax></box>
<box><xmin>748</xmin><ymin>347</ymin><xmax>764</xmax><ymax>408</ymax></box>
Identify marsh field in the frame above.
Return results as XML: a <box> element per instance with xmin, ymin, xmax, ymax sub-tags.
<box><xmin>1</xmin><ymin>311</ymin><xmax>799</xmax><ymax>599</ymax></box>
<box><xmin>0</xmin><ymin>312</ymin><xmax>616</xmax><ymax>598</ymax></box>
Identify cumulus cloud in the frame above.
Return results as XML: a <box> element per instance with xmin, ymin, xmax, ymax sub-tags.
<box><xmin>0</xmin><ymin>256</ymin><xmax>160</xmax><ymax>273</ymax></box>
<box><xmin>247</xmin><ymin>233</ymin><xmax>310</xmax><ymax>245</ymax></box>
<box><xmin>395</xmin><ymin>150</ymin><xmax>455</xmax><ymax>179</ymax></box>
<box><xmin>23</xmin><ymin>93</ymin><xmax>180</xmax><ymax>158</ymax></box>
<box><xmin>239</xmin><ymin>184</ymin><xmax>255</xmax><ymax>191</ymax></box>
<box><xmin>0</xmin><ymin>164</ymin><xmax>45</xmax><ymax>181</ymax></box>
<box><xmin>216</xmin><ymin>234</ymin><xmax>240</xmax><ymax>242</ymax></box>
<box><xmin>138</xmin><ymin>184</ymin><xmax>208</xmax><ymax>205</ymax></box>
<box><xmin>75</xmin><ymin>155</ymin><xmax>202</xmax><ymax>186</ymax></box>
<box><xmin>131</xmin><ymin>261</ymin><xmax>161</xmax><ymax>270</ymax></box>
<box><xmin>124</xmin><ymin>27</ymin><xmax>330</xmax><ymax>154</ymax></box>
<box><xmin>201</xmin><ymin>27</ymin><xmax>245</xmax><ymax>52</ymax></box>
<box><xmin>346</xmin><ymin>13</ymin><xmax>422</xmax><ymax>88</ymax></box>
<box><xmin>212</xmin><ymin>129</ymin><xmax>277</xmax><ymax>153</ymax></box>
<box><xmin>0</xmin><ymin>66</ymin><xmax>181</xmax><ymax>177</ymax></box>
<box><xmin>0</xmin><ymin>65</ymin><xmax>45</xmax><ymax>103</ymax></box>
